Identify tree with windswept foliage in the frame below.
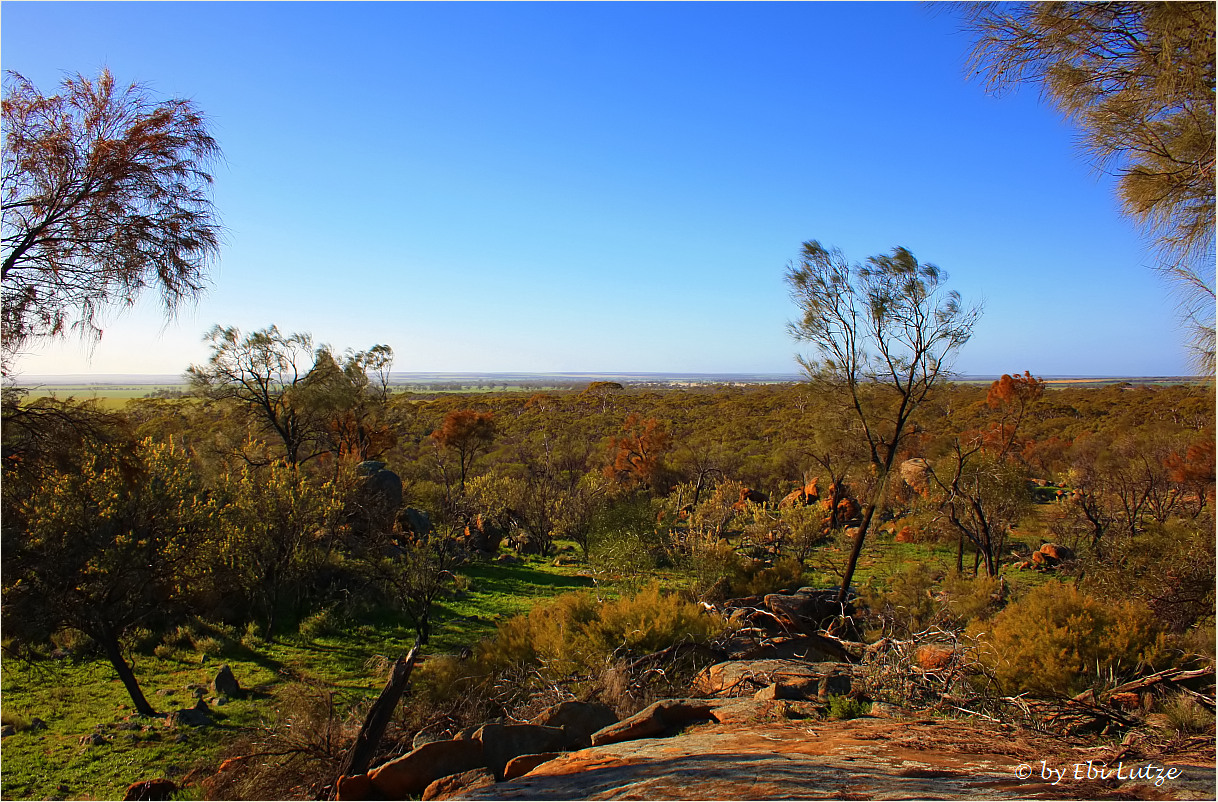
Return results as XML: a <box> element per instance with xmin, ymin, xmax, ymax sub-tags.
<box><xmin>787</xmin><ymin>240</ymin><xmax>980</xmax><ymax>603</ymax></box>
<box><xmin>958</xmin><ymin>2</ymin><xmax>1216</xmax><ymax>374</ymax></box>
<box><xmin>188</xmin><ymin>325</ymin><xmax>323</xmax><ymax>466</ymax></box>
<box><xmin>1</xmin><ymin>69</ymin><xmax>222</xmax><ymax>372</ymax></box>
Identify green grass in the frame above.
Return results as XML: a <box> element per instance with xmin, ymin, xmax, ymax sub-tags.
<box><xmin>0</xmin><ymin>554</ymin><xmax>596</xmax><ymax>800</ymax></box>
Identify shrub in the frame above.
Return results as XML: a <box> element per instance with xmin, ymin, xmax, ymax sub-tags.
<box><xmin>861</xmin><ymin>565</ymin><xmax>1005</xmax><ymax>638</ymax></box>
<box><xmin>416</xmin><ymin>583</ymin><xmax>726</xmax><ymax>718</ymax></box>
<box><xmin>969</xmin><ymin>581</ymin><xmax>1173</xmax><ymax>697</ymax></box>
<box><xmin>588</xmin><ymin>496</ymin><xmax>673</xmax><ymax>578</ymax></box>
<box><xmin>826</xmin><ymin>694</ymin><xmax>870</xmax><ymax>720</ymax></box>
<box><xmin>1161</xmin><ymin>692</ymin><xmax>1215</xmax><ymax>735</ymax></box>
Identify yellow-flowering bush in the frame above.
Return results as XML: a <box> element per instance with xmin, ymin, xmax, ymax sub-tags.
<box><xmin>968</xmin><ymin>581</ymin><xmax>1173</xmax><ymax>696</ymax></box>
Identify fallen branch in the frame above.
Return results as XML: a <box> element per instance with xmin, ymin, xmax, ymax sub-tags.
<box><xmin>327</xmin><ymin>642</ymin><xmax>420</xmax><ymax>799</ymax></box>
<box><xmin>1103</xmin><ymin>666</ymin><xmax>1214</xmax><ymax>697</ymax></box>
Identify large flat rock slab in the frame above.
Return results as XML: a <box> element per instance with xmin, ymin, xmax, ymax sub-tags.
<box><xmin>459</xmin><ymin>716</ymin><xmax>1215</xmax><ymax>800</ymax></box>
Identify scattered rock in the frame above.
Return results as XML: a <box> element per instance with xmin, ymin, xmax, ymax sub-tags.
<box><xmin>28</xmin><ymin>718</ymin><xmax>47</xmax><ymax>732</ymax></box>
<box><xmin>475</xmin><ymin>723</ymin><xmax>568</xmax><ymax>780</ymax></box>
<box><xmin>212</xmin><ymin>664</ymin><xmax>241</xmax><ymax>698</ymax></box>
<box><xmin>121</xmin><ymin>778</ymin><xmax>177</xmax><ymax>801</ymax></box>
<box><xmin>1038</xmin><ymin>542</ymin><xmax>1075</xmax><ymax>563</ymax></box>
<box><xmin>413</xmin><ymin>728</ymin><xmax>448</xmax><ymax>750</ymax></box>
<box><xmin>502</xmin><ymin>752</ymin><xmax>562</xmax><ymax>781</ymax></box>
<box><xmin>0</xmin><ymin>725</ymin><xmax>14</xmax><ymax>737</ymax></box>
<box><xmin>529</xmin><ymin>700</ymin><xmax>618</xmax><ymax>749</ymax></box>
<box><xmin>367</xmin><ymin>737</ymin><xmax>485</xmax><ymax>798</ymax></box>
<box><xmin>590</xmin><ymin>699</ymin><xmax>716</xmax><ymax>747</ymax></box>
<box><xmin>693</xmin><ymin>659</ymin><xmax>850</xmax><ymax>698</ymax></box>
<box><xmin>79</xmin><ymin>732</ymin><xmax>107</xmax><ymax>746</ymax></box>
<box><xmin>422</xmin><ymin>767</ymin><xmax>496</xmax><ymax>800</ymax></box>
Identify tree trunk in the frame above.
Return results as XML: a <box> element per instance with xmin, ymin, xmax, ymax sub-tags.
<box><xmin>331</xmin><ymin>644</ymin><xmax>419</xmax><ymax>796</ymax></box>
<box><xmin>836</xmin><ymin>503</ymin><xmax>877</xmax><ymax>605</ymax></box>
<box><xmin>956</xmin><ymin>532</ymin><xmax>965</xmax><ymax>573</ymax></box>
<box><xmin>97</xmin><ymin>627</ymin><xmax>158</xmax><ymax>717</ymax></box>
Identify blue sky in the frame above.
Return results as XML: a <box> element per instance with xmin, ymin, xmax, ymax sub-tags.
<box><xmin>2</xmin><ymin>1</ymin><xmax>1195</xmax><ymax>377</ymax></box>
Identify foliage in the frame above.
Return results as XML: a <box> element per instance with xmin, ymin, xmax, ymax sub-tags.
<box><xmin>786</xmin><ymin>239</ymin><xmax>981</xmax><ymax>602</ymax></box>
<box><xmin>826</xmin><ymin>694</ymin><xmax>871</xmax><ymax>720</ymax></box>
<box><xmin>1</xmin><ymin>69</ymin><xmax>222</xmax><ymax>371</ymax></box>
<box><xmin>420</xmin><ymin>583</ymin><xmax>725</xmax><ymax>710</ymax></box>
<box><xmin>861</xmin><ymin>564</ymin><xmax>1004</xmax><ymax>639</ymax></box>
<box><xmin>960</xmin><ymin>2</ymin><xmax>1216</xmax><ymax>373</ymax></box>
<box><xmin>2</xmin><ymin>436</ymin><xmax>211</xmax><ymax>714</ymax></box>
<box><xmin>431</xmin><ymin>409</ymin><xmax>495</xmax><ymax>495</ymax></box>
<box><xmin>588</xmin><ymin>494</ymin><xmax>672</xmax><ymax>579</ymax></box>
<box><xmin>969</xmin><ymin>581</ymin><xmax>1175</xmax><ymax>697</ymax></box>
<box><xmin>209</xmin><ymin>460</ymin><xmax>344</xmax><ymax>640</ymax></box>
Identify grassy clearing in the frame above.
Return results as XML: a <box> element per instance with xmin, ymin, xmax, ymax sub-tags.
<box><xmin>0</xmin><ymin>554</ymin><xmax>592</xmax><ymax>801</ymax></box>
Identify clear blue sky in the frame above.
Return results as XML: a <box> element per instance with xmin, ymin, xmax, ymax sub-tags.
<box><xmin>2</xmin><ymin>1</ymin><xmax>1195</xmax><ymax>378</ymax></box>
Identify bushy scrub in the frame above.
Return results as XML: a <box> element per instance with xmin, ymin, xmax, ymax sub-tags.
<box><xmin>968</xmin><ymin>581</ymin><xmax>1173</xmax><ymax>697</ymax></box>
<box><xmin>588</xmin><ymin>495</ymin><xmax>673</xmax><ymax>578</ymax></box>
<box><xmin>862</xmin><ymin>564</ymin><xmax>1005</xmax><ymax>638</ymax></box>
<box><xmin>417</xmin><ymin>584</ymin><xmax>725</xmax><ymax>715</ymax></box>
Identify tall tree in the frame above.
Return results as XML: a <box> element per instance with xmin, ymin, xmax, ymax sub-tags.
<box><xmin>787</xmin><ymin>240</ymin><xmax>980</xmax><ymax>603</ymax></box>
<box><xmin>1</xmin><ymin>69</ymin><xmax>222</xmax><ymax>372</ymax></box>
<box><xmin>188</xmin><ymin>325</ymin><xmax>322</xmax><ymax>466</ymax></box>
<box><xmin>958</xmin><ymin>2</ymin><xmax>1216</xmax><ymax>374</ymax></box>
<box><xmin>431</xmin><ymin>409</ymin><xmax>496</xmax><ymax>495</ymax></box>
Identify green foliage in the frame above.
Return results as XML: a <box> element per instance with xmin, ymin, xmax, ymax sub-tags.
<box><xmin>588</xmin><ymin>495</ymin><xmax>672</xmax><ymax>578</ymax></box>
<box><xmin>420</xmin><ymin>583</ymin><xmax>725</xmax><ymax>708</ymax></box>
<box><xmin>970</xmin><ymin>581</ymin><xmax>1174</xmax><ymax>696</ymax></box>
<box><xmin>826</xmin><ymin>694</ymin><xmax>871</xmax><ymax>720</ymax></box>
<box><xmin>861</xmin><ymin>564</ymin><xmax>1004</xmax><ymax>638</ymax></box>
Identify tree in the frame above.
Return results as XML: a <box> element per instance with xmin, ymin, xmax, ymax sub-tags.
<box><xmin>1</xmin><ymin>69</ymin><xmax>221</xmax><ymax>371</ymax></box>
<box><xmin>188</xmin><ymin>325</ymin><xmax>322</xmax><ymax>465</ymax></box>
<box><xmin>188</xmin><ymin>325</ymin><xmax>394</xmax><ymax>466</ymax></box>
<box><xmin>2</xmin><ymin>437</ymin><xmax>209</xmax><ymax>715</ymax></box>
<box><xmin>958</xmin><ymin>2</ymin><xmax>1216</xmax><ymax>374</ymax></box>
<box><xmin>431</xmin><ymin>409</ymin><xmax>495</xmax><ymax>494</ymax></box>
<box><xmin>786</xmin><ymin>240</ymin><xmax>980</xmax><ymax>603</ymax></box>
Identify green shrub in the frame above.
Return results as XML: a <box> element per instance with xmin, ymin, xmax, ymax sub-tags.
<box><xmin>298</xmin><ymin>606</ymin><xmax>344</xmax><ymax>640</ymax></box>
<box><xmin>969</xmin><ymin>581</ymin><xmax>1173</xmax><ymax>697</ymax></box>
<box><xmin>418</xmin><ymin>583</ymin><xmax>726</xmax><ymax>712</ymax></box>
<box><xmin>733</xmin><ymin>556</ymin><xmax>805</xmax><ymax>597</ymax></box>
<box><xmin>588</xmin><ymin>497</ymin><xmax>672</xmax><ymax>578</ymax></box>
<box><xmin>826</xmin><ymin>694</ymin><xmax>870</xmax><ymax>720</ymax></box>
<box><xmin>861</xmin><ymin>565</ymin><xmax>1005</xmax><ymax>638</ymax></box>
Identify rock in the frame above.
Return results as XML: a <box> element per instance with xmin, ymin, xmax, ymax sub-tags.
<box><xmin>763</xmin><ymin>590</ymin><xmax>851</xmax><ymax>634</ymax></box>
<box><xmin>121</xmin><ymin>779</ymin><xmax>177</xmax><ymax>801</ymax></box>
<box><xmin>422</xmin><ymin>767</ymin><xmax>496</xmax><ymax>800</ymax></box>
<box><xmin>590</xmin><ymin>699</ymin><xmax>716</xmax><ymax>747</ymax></box>
<box><xmin>28</xmin><ymin>718</ymin><xmax>47</xmax><ymax>731</ymax></box>
<box><xmin>753</xmin><ymin>683</ymin><xmax>805</xmax><ymax>701</ymax></box>
<box><xmin>1109</xmin><ymin>691</ymin><xmax>1143</xmax><ymax>710</ymax></box>
<box><xmin>503</xmin><ymin>752</ymin><xmax>562</xmax><ymax>781</ymax></box>
<box><xmin>401</xmin><ymin>507</ymin><xmax>434</xmax><ymax>537</ymax></box>
<box><xmin>475</xmin><ymin>723</ymin><xmax>568</xmax><ymax>780</ymax></box>
<box><xmin>1037</xmin><ymin>543</ymin><xmax>1075</xmax><ymax>564</ymax></box>
<box><xmin>0</xmin><ymin>725</ymin><xmax>14</xmax><ymax>737</ymax></box>
<box><xmin>169</xmin><ymin>698</ymin><xmax>212</xmax><ymax>728</ymax></box>
<box><xmin>900</xmin><ymin>459</ymin><xmax>932</xmax><ymax>496</ymax></box>
<box><xmin>529</xmin><ymin>700</ymin><xmax>618</xmax><ymax>749</ymax></box>
<box><xmin>368</xmin><ymin>738</ymin><xmax>485</xmax><ymax>798</ymax></box>
<box><xmin>79</xmin><ymin>732</ymin><xmax>107</xmax><ymax>746</ymax></box>
<box><xmin>914</xmin><ymin>644</ymin><xmax>956</xmax><ymax>672</ymax></box>
<box><xmin>496</xmin><ymin>554</ymin><xmax>522</xmax><ymax>565</ymax></box>
<box><xmin>413</xmin><ymin>729</ymin><xmax>448</xmax><ymax>750</ymax></box>
<box><xmin>817</xmin><ymin>672</ymin><xmax>852</xmax><ymax>700</ymax></box>
<box><xmin>693</xmin><ymin>660</ymin><xmax>851</xmax><ymax>698</ymax></box>
<box><xmin>334</xmin><ymin>773</ymin><xmax>375</xmax><ymax>801</ymax></box>
<box><xmin>212</xmin><ymin>665</ymin><xmax>241</xmax><ymax>698</ymax></box>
